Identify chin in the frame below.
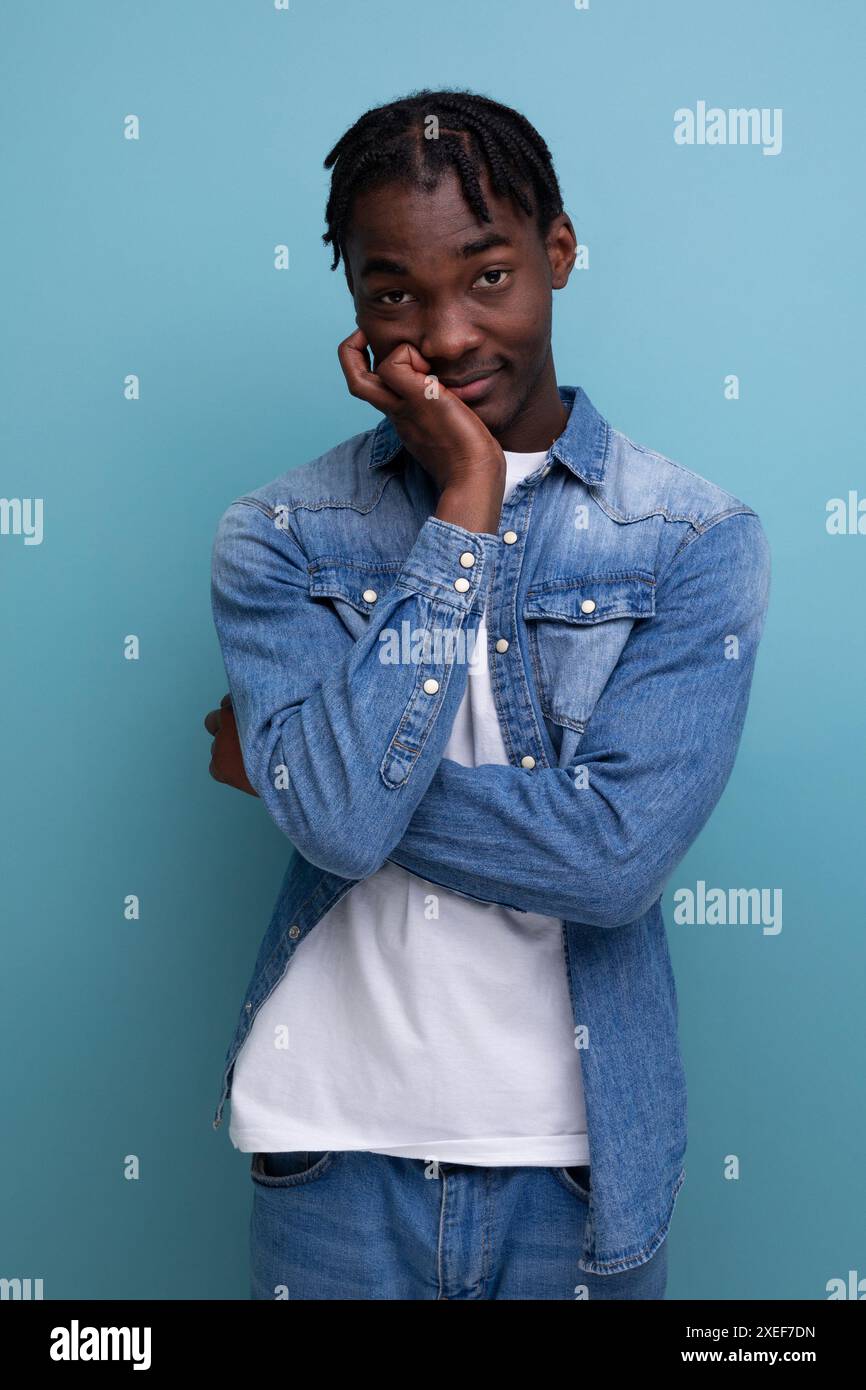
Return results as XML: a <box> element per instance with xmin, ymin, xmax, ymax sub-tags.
<box><xmin>466</xmin><ymin>390</ymin><xmax>499</xmax><ymax>418</ymax></box>
<box><xmin>470</xmin><ymin>398</ymin><xmax>507</xmax><ymax>434</ymax></box>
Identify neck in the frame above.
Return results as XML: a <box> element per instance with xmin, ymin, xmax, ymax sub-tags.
<box><xmin>492</xmin><ymin>353</ymin><xmax>568</xmax><ymax>452</ymax></box>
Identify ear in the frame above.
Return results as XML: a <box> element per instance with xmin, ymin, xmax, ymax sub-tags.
<box><xmin>545</xmin><ymin>212</ymin><xmax>578</xmax><ymax>290</ymax></box>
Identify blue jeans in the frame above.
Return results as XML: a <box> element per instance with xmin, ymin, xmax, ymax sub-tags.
<box><xmin>249</xmin><ymin>1150</ymin><xmax>668</xmax><ymax>1299</ymax></box>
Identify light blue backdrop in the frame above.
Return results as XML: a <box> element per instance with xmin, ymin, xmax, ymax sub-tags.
<box><xmin>2</xmin><ymin>0</ymin><xmax>863</xmax><ymax>1300</ymax></box>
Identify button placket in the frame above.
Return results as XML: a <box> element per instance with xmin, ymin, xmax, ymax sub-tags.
<box><xmin>484</xmin><ymin>492</ymin><xmax>550</xmax><ymax>770</ymax></box>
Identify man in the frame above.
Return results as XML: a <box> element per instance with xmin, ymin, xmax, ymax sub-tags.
<box><xmin>204</xmin><ymin>88</ymin><xmax>770</xmax><ymax>1301</ymax></box>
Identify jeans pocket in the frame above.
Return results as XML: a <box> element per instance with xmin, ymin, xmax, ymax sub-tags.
<box><xmin>250</xmin><ymin>1150</ymin><xmax>335</xmax><ymax>1188</ymax></box>
<box><xmin>551</xmin><ymin>1164</ymin><xmax>592</xmax><ymax>1203</ymax></box>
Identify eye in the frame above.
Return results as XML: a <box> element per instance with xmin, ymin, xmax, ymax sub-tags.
<box><xmin>373</xmin><ymin>289</ymin><xmax>417</xmax><ymax>306</ymax></box>
<box><xmin>473</xmin><ymin>267</ymin><xmax>512</xmax><ymax>289</ymax></box>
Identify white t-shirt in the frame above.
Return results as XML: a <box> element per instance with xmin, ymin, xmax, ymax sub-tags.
<box><xmin>228</xmin><ymin>448</ymin><xmax>590</xmax><ymax>1166</ymax></box>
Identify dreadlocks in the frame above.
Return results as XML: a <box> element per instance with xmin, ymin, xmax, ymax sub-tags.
<box><xmin>322</xmin><ymin>88</ymin><xmax>565</xmax><ymax>272</ymax></box>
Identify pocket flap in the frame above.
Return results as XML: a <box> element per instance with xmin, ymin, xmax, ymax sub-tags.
<box><xmin>523</xmin><ymin>571</ymin><xmax>656</xmax><ymax>623</ymax></box>
<box><xmin>307</xmin><ymin>556</ymin><xmax>404</xmax><ymax>613</ymax></box>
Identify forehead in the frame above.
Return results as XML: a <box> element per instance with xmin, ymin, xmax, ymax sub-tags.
<box><xmin>344</xmin><ymin>166</ymin><xmax>539</xmax><ymax>270</ymax></box>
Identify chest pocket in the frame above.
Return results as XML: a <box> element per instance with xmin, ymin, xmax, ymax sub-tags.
<box><xmin>307</xmin><ymin>556</ymin><xmax>405</xmax><ymax>636</ymax></box>
<box><xmin>522</xmin><ymin>571</ymin><xmax>656</xmax><ymax>731</ymax></box>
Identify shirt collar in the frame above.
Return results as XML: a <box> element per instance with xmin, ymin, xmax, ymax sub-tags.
<box><xmin>367</xmin><ymin>383</ymin><xmax>609</xmax><ymax>487</ymax></box>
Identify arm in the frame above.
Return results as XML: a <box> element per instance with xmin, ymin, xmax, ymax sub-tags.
<box><xmin>210</xmin><ymin>502</ymin><xmax>497</xmax><ymax>881</ymax></box>
<box><xmin>384</xmin><ymin>509</ymin><xmax>771</xmax><ymax>928</ymax></box>
<box><xmin>210</xmin><ymin>331</ymin><xmax>512</xmax><ymax>880</ymax></box>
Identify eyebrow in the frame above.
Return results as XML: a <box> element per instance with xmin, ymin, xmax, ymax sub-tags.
<box><xmin>359</xmin><ymin>232</ymin><xmax>514</xmax><ymax>279</ymax></box>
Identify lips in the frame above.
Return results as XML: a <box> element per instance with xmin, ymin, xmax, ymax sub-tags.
<box><xmin>439</xmin><ymin>367</ymin><xmax>502</xmax><ymax>402</ymax></box>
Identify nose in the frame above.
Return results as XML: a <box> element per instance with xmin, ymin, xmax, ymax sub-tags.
<box><xmin>417</xmin><ymin>303</ymin><xmax>484</xmax><ymax>368</ymax></box>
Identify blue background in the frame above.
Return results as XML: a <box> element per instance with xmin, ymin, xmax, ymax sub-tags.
<box><xmin>2</xmin><ymin>0</ymin><xmax>864</xmax><ymax>1300</ymax></box>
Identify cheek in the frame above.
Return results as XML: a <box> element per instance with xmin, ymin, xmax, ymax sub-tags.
<box><xmin>356</xmin><ymin>318</ymin><xmax>402</xmax><ymax>367</ymax></box>
<box><xmin>523</xmin><ymin>293</ymin><xmax>552</xmax><ymax>338</ymax></box>
<box><xmin>496</xmin><ymin>293</ymin><xmax>551</xmax><ymax>354</ymax></box>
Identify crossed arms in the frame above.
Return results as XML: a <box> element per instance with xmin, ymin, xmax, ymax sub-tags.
<box><xmin>209</xmin><ymin>501</ymin><xmax>770</xmax><ymax>929</ymax></box>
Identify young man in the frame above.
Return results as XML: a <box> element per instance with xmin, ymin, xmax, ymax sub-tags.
<box><xmin>205</xmin><ymin>89</ymin><xmax>770</xmax><ymax>1301</ymax></box>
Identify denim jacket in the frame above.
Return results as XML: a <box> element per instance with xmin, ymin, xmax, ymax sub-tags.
<box><xmin>209</xmin><ymin>384</ymin><xmax>771</xmax><ymax>1275</ymax></box>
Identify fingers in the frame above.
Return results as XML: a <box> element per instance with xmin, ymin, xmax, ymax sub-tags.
<box><xmin>205</xmin><ymin>693</ymin><xmax>234</xmax><ymax>733</ymax></box>
<box><xmin>204</xmin><ymin>708</ymin><xmax>222</xmax><ymax>735</ymax></box>
<box><xmin>337</xmin><ymin>328</ymin><xmax>402</xmax><ymax>413</ymax></box>
<box><xmin>375</xmin><ymin>341</ymin><xmax>434</xmax><ymax>402</ymax></box>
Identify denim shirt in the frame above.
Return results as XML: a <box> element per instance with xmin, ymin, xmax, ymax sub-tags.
<box><xmin>209</xmin><ymin>384</ymin><xmax>771</xmax><ymax>1275</ymax></box>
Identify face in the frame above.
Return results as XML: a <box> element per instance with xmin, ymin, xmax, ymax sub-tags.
<box><xmin>343</xmin><ymin>166</ymin><xmax>577</xmax><ymax>437</ymax></box>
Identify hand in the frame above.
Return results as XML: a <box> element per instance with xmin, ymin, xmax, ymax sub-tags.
<box><xmin>204</xmin><ymin>693</ymin><xmax>259</xmax><ymax>797</ymax></box>
<box><xmin>337</xmin><ymin>328</ymin><xmax>506</xmax><ymax>497</ymax></box>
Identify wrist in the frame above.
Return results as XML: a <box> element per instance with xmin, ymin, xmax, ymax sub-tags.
<box><xmin>435</xmin><ymin>479</ymin><xmax>503</xmax><ymax>535</ymax></box>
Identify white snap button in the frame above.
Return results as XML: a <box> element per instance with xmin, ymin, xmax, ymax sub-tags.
<box><xmin>580</xmin><ymin>598</ymin><xmax>596</xmax><ymax>614</ymax></box>
<box><xmin>362</xmin><ymin>589</ymin><xmax>378</xmax><ymax>603</ymax></box>
<box><xmin>454</xmin><ymin>576</ymin><xmax>470</xmax><ymax>592</ymax></box>
<box><xmin>288</xmin><ymin>924</ymin><xmax>300</xmax><ymax>939</ymax></box>
<box><xmin>520</xmin><ymin>754</ymin><xmax>536</xmax><ymax>769</ymax></box>
<box><xmin>459</xmin><ymin>551</ymin><xmax>476</xmax><ymax>568</ymax></box>
<box><xmin>502</xmin><ymin>530</ymin><xmax>518</xmax><ymax>545</ymax></box>
<box><xmin>423</xmin><ymin>677</ymin><xmax>440</xmax><ymax>694</ymax></box>
<box><xmin>495</xmin><ymin>638</ymin><xmax>509</xmax><ymax>653</ymax></box>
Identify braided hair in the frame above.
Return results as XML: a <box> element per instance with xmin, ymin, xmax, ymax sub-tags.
<box><xmin>322</xmin><ymin>88</ymin><xmax>565</xmax><ymax>272</ymax></box>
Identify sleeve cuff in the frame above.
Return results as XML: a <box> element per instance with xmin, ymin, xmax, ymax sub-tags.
<box><xmin>394</xmin><ymin>514</ymin><xmax>496</xmax><ymax>615</ymax></box>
